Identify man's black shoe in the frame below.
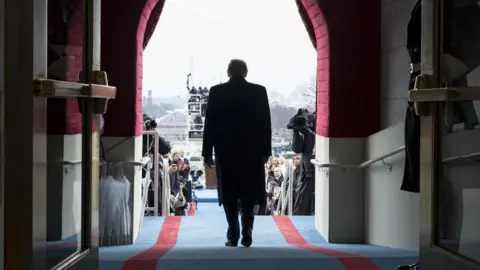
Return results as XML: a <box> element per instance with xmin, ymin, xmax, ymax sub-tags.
<box><xmin>241</xmin><ymin>236</ymin><xmax>252</xmax><ymax>247</ymax></box>
<box><xmin>225</xmin><ymin>240</ymin><xmax>238</xmax><ymax>247</ymax></box>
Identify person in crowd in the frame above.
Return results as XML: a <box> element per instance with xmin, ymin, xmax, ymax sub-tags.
<box><xmin>267</xmin><ymin>156</ymin><xmax>274</xmax><ymax>165</ymax></box>
<box><xmin>179</xmin><ymin>150</ymin><xmax>189</xmax><ymax>164</ymax></box>
<box><xmin>170</xmin><ymin>152</ymin><xmax>189</xmax><ymax>182</ymax></box>
<box><xmin>202</xmin><ymin>59</ymin><xmax>271</xmax><ymax>248</ymax></box>
<box><xmin>271</xmin><ymin>187</ymin><xmax>282</xmax><ymax>215</ymax></box>
<box><xmin>168</xmin><ymin>152</ymin><xmax>188</xmax><ymax>216</ymax></box>
<box><xmin>267</xmin><ymin>167</ymin><xmax>284</xmax><ymax>187</ymax></box>
<box><xmin>270</xmin><ymin>157</ymin><xmax>279</xmax><ymax>167</ymax></box>
<box><xmin>143</xmin><ymin>115</ymin><xmax>166</xmax><ymax>215</ymax></box>
<box><xmin>266</xmin><ymin>180</ymin><xmax>279</xmax><ymax>215</ymax></box>
<box><xmin>193</xmin><ymin>114</ymin><xmax>203</xmax><ymax>130</ymax></box>
<box><xmin>278</xmin><ymin>157</ymin><xmax>287</xmax><ymax>177</ymax></box>
<box><xmin>289</xmin><ymin>155</ymin><xmax>302</xmax><ymax>208</ymax></box>
<box><xmin>142</xmin><ymin>116</ymin><xmax>158</xmax><ymax>156</ymax></box>
<box><xmin>267</xmin><ymin>164</ymin><xmax>278</xmax><ymax>178</ymax></box>
<box><xmin>189</xmin><ymin>86</ymin><xmax>198</xmax><ymax>94</ymax></box>
<box><xmin>293</xmin><ymin>155</ymin><xmax>301</xmax><ymax>178</ymax></box>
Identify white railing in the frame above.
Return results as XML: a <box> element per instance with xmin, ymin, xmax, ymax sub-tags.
<box><xmin>125</xmin><ymin>157</ymin><xmax>151</xmax><ymax>229</ymax></box>
<box><xmin>443</xmin><ymin>151</ymin><xmax>480</xmax><ymax>163</ymax></box>
<box><xmin>311</xmin><ymin>145</ymin><xmax>480</xmax><ymax>172</ymax></box>
<box><xmin>276</xmin><ymin>159</ymin><xmax>294</xmax><ymax>215</ymax></box>
<box><xmin>143</xmin><ymin>130</ymin><xmax>170</xmax><ymax>216</ymax></box>
<box><xmin>161</xmin><ymin>159</ymin><xmax>171</xmax><ymax>216</ymax></box>
<box><xmin>310</xmin><ymin>146</ymin><xmax>405</xmax><ymax>172</ymax></box>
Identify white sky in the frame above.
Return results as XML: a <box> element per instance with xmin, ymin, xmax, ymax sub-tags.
<box><xmin>143</xmin><ymin>0</ymin><xmax>317</xmax><ymax>98</ymax></box>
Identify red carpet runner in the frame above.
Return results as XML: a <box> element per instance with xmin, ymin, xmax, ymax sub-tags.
<box><xmin>273</xmin><ymin>216</ymin><xmax>381</xmax><ymax>270</ymax></box>
<box><xmin>121</xmin><ymin>216</ymin><xmax>382</xmax><ymax>270</ymax></box>
<box><xmin>121</xmin><ymin>216</ymin><xmax>181</xmax><ymax>270</ymax></box>
<box><xmin>188</xmin><ymin>202</ymin><xmax>196</xmax><ymax>216</ymax></box>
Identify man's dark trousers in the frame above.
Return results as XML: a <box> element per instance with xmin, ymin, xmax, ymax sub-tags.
<box><xmin>223</xmin><ymin>199</ymin><xmax>255</xmax><ymax>242</ymax></box>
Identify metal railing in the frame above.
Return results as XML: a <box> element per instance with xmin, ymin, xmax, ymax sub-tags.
<box><xmin>143</xmin><ymin>130</ymin><xmax>170</xmax><ymax>216</ymax></box>
<box><xmin>443</xmin><ymin>151</ymin><xmax>480</xmax><ymax>163</ymax></box>
<box><xmin>310</xmin><ymin>146</ymin><xmax>405</xmax><ymax>172</ymax></box>
<box><xmin>276</xmin><ymin>159</ymin><xmax>294</xmax><ymax>216</ymax></box>
<box><xmin>125</xmin><ymin>157</ymin><xmax>151</xmax><ymax>230</ymax></box>
<box><xmin>311</xmin><ymin>145</ymin><xmax>480</xmax><ymax>172</ymax></box>
<box><xmin>161</xmin><ymin>159</ymin><xmax>171</xmax><ymax>216</ymax></box>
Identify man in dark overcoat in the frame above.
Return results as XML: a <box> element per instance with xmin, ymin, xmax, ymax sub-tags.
<box><xmin>202</xmin><ymin>59</ymin><xmax>272</xmax><ymax>248</ymax></box>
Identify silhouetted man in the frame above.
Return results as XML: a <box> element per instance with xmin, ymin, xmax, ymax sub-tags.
<box><xmin>202</xmin><ymin>59</ymin><xmax>272</xmax><ymax>247</ymax></box>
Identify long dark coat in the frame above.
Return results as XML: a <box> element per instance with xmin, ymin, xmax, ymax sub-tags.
<box><xmin>202</xmin><ymin>77</ymin><xmax>272</xmax><ymax>206</ymax></box>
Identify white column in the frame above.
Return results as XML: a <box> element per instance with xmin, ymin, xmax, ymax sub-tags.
<box><xmin>315</xmin><ymin>135</ymin><xmax>365</xmax><ymax>243</ymax></box>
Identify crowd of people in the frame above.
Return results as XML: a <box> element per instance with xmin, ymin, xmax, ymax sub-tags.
<box><xmin>143</xmin><ymin>113</ymin><xmax>193</xmax><ymax>216</ymax></box>
<box><xmin>187</xmin><ymin>86</ymin><xmax>209</xmax><ymax>137</ymax></box>
<box><xmin>144</xmin><ymin>149</ymin><xmax>193</xmax><ymax>216</ymax></box>
<box><xmin>143</xmin><ymin>107</ymin><xmax>308</xmax><ymax>217</ymax></box>
<box><xmin>263</xmin><ymin>155</ymin><xmax>302</xmax><ymax>215</ymax></box>
<box><xmin>187</xmin><ymin>86</ymin><xmax>209</xmax><ymax>117</ymax></box>
<box><xmin>272</xmin><ymin>143</ymin><xmax>292</xmax><ymax>154</ymax></box>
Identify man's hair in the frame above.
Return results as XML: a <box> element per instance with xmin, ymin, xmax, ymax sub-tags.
<box><xmin>227</xmin><ymin>59</ymin><xmax>248</xmax><ymax>78</ymax></box>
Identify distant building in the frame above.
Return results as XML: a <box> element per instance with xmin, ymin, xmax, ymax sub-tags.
<box><xmin>147</xmin><ymin>90</ymin><xmax>153</xmax><ymax>107</ymax></box>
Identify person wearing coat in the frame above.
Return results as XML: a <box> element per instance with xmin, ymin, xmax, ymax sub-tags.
<box><xmin>202</xmin><ymin>59</ymin><xmax>272</xmax><ymax>248</ymax></box>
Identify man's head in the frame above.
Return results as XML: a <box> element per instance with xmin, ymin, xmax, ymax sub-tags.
<box><xmin>274</xmin><ymin>167</ymin><xmax>282</xmax><ymax>178</ymax></box>
<box><xmin>179</xmin><ymin>151</ymin><xmax>185</xmax><ymax>157</ymax></box>
<box><xmin>144</xmin><ymin>118</ymin><xmax>157</xmax><ymax>131</ymax></box>
<box><xmin>270</xmin><ymin>157</ymin><xmax>279</xmax><ymax>166</ymax></box>
<box><xmin>267</xmin><ymin>180</ymin><xmax>279</xmax><ymax>193</ymax></box>
<box><xmin>293</xmin><ymin>155</ymin><xmax>301</xmax><ymax>167</ymax></box>
<box><xmin>227</xmin><ymin>59</ymin><xmax>248</xmax><ymax>78</ymax></box>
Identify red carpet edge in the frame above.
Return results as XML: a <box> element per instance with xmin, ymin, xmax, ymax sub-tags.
<box><xmin>188</xmin><ymin>202</ymin><xmax>197</xmax><ymax>216</ymax></box>
<box><xmin>121</xmin><ymin>216</ymin><xmax>181</xmax><ymax>270</ymax></box>
<box><xmin>273</xmin><ymin>216</ymin><xmax>381</xmax><ymax>270</ymax></box>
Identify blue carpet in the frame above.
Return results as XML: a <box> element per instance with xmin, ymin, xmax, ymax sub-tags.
<box><xmin>195</xmin><ymin>189</ymin><xmax>218</xmax><ymax>203</ymax></box>
<box><xmin>194</xmin><ymin>201</ymin><xmax>223</xmax><ymax>216</ymax></box>
<box><xmin>99</xmin><ymin>217</ymin><xmax>165</xmax><ymax>270</ymax></box>
<box><xmin>99</xmin><ymin>203</ymin><xmax>419</xmax><ymax>270</ymax></box>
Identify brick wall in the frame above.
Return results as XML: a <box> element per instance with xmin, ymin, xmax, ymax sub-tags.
<box><xmin>47</xmin><ymin>0</ymin><xmax>83</xmax><ymax>135</ymax></box>
<box><xmin>301</xmin><ymin>0</ymin><xmax>381</xmax><ymax>138</ymax></box>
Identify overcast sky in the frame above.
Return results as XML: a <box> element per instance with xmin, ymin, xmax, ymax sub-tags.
<box><xmin>143</xmin><ymin>0</ymin><xmax>317</xmax><ymax>98</ymax></box>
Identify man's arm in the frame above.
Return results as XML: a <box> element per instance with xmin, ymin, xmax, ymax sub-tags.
<box><xmin>202</xmin><ymin>87</ymin><xmax>217</xmax><ymax>157</ymax></box>
<box><xmin>258</xmin><ymin>87</ymin><xmax>272</xmax><ymax>158</ymax></box>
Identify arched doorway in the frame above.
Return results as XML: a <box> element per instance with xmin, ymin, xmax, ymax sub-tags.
<box><xmin>50</xmin><ymin>0</ymin><xmax>381</xmax><ymax>139</ymax></box>
<box><xmin>99</xmin><ymin>0</ymin><xmax>380</xmax><ymax>138</ymax></box>
<box><xmin>51</xmin><ymin>0</ymin><xmax>381</xmax><ymax>243</ymax></box>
